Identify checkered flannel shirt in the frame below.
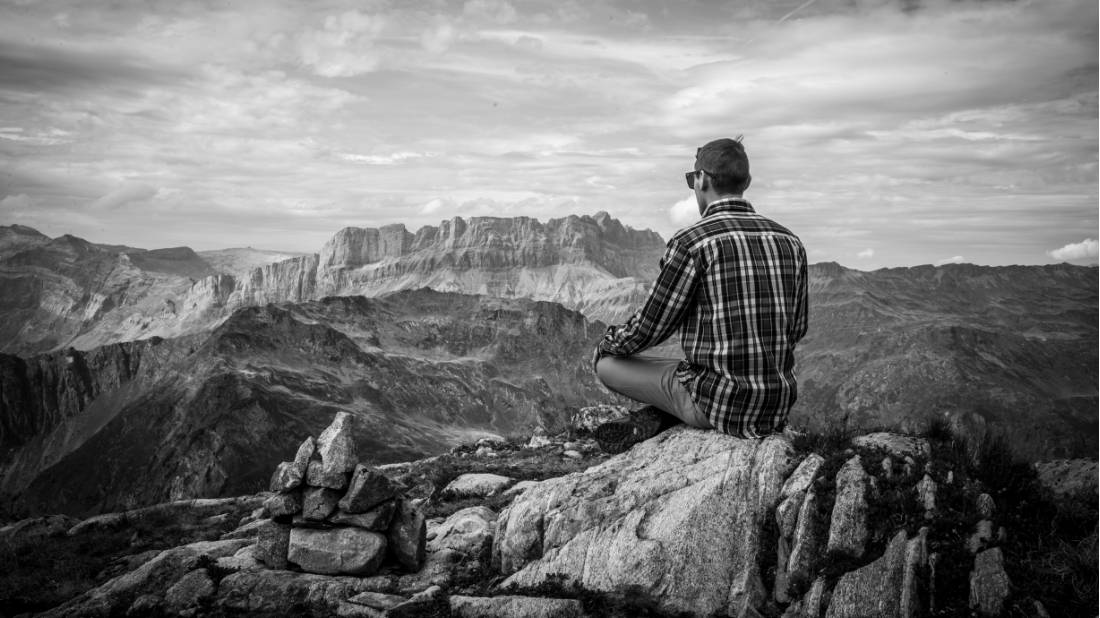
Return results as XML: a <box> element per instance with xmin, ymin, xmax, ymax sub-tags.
<box><xmin>596</xmin><ymin>198</ymin><xmax>808</xmax><ymax>438</ymax></box>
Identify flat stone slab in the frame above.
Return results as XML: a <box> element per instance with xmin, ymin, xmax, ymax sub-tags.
<box><xmin>443</xmin><ymin>473</ymin><xmax>516</xmax><ymax>498</ymax></box>
<box><xmin>852</xmin><ymin>433</ymin><xmax>931</xmax><ymax>460</ymax></box>
<box><xmin>288</xmin><ymin>527</ymin><xmax>387</xmax><ymax>575</ymax></box>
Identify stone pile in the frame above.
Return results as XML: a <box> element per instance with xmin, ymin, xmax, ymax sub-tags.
<box><xmin>256</xmin><ymin>412</ymin><xmax>426</xmax><ymax>577</ymax></box>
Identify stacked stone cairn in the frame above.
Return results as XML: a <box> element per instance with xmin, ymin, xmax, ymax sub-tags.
<box><xmin>255</xmin><ymin>412</ymin><xmax>426</xmax><ymax>576</ymax></box>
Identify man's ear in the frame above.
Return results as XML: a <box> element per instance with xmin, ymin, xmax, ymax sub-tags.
<box><xmin>699</xmin><ymin>173</ymin><xmax>710</xmax><ymax>192</ymax></box>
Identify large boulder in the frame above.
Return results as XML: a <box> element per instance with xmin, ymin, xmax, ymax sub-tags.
<box><xmin>430</xmin><ymin>505</ymin><xmax>497</xmax><ymax>560</ymax></box>
<box><xmin>493</xmin><ymin>426</ymin><xmax>797</xmax><ymax>617</ymax></box>
<box><xmin>287</xmin><ymin>527</ymin><xmax>388</xmax><ymax>575</ymax></box>
<box><xmin>340</xmin><ymin>464</ymin><xmax>399</xmax><ymax>514</ymax></box>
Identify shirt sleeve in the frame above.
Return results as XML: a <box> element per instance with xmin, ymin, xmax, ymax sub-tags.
<box><xmin>597</xmin><ymin>238</ymin><xmax>699</xmax><ymax>357</ymax></box>
<box><xmin>789</xmin><ymin>245</ymin><xmax>809</xmax><ymax>343</ymax></box>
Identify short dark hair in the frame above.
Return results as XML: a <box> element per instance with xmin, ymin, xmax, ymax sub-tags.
<box><xmin>695</xmin><ymin>137</ymin><xmax>750</xmax><ymax>194</ymax></box>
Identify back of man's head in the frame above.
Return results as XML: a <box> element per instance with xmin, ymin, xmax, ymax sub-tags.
<box><xmin>695</xmin><ymin>138</ymin><xmax>751</xmax><ymax>195</ymax></box>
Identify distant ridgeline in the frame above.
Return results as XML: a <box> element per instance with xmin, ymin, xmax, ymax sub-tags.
<box><xmin>0</xmin><ymin>219</ymin><xmax>1096</xmax><ymax>516</ymax></box>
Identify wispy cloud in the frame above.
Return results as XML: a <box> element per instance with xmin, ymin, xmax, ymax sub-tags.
<box><xmin>0</xmin><ymin>0</ymin><xmax>1093</xmax><ymax>263</ymax></box>
<box><xmin>934</xmin><ymin>255</ymin><xmax>965</xmax><ymax>266</ymax></box>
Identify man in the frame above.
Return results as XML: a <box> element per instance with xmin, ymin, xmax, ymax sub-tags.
<box><xmin>592</xmin><ymin>137</ymin><xmax>808</xmax><ymax>453</ymax></box>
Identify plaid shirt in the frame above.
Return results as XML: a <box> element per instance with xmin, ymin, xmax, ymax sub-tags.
<box><xmin>597</xmin><ymin>198</ymin><xmax>808</xmax><ymax>438</ymax></box>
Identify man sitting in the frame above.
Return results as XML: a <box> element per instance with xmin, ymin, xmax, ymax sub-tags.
<box><xmin>592</xmin><ymin>137</ymin><xmax>809</xmax><ymax>453</ymax></box>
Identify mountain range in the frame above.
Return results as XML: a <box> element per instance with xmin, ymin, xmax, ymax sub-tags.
<box><xmin>0</xmin><ymin>218</ymin><xmax>1095</xmax><ymax>517</ymax></box>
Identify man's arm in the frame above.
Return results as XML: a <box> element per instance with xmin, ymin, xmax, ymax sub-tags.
<box><xmin>790</xmin><ymin>245</ymin><xmax>809</xmax><ymax>343</ymax></box>
<box><xmin>595</xmin><ymin>238</ymin><xmax>699</xmax><ymax>363</ymax></box>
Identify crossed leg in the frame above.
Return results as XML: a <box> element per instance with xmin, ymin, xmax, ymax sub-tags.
<box><xmin>595</xmin><ymin>354</ymin><xmax>712</xmax><ymax>429</ymax></box>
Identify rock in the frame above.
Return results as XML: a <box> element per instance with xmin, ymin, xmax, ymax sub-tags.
<box><xmin>340</xmin><ymin>465</ymin><xmax>399</xmax><ymax>514</ymax></box>
<box><xmin>163</xmin><ymin>569</ymin><xmax>216</xmax><ymax>614</ymax></box>
<box><xmin>221</xmin><ymin>517</ymin><xmax>270</xmax><ymax>540</ymax></box>
<box><xmin>271</xmin><ymin>461</ymin><xmax>305</xmax><ymax>492</ymax></box>
<box><xmin>475</xmin><ymin>445</ymin><xmax>496</xmax><ymax>457</ymax></box>
<box><xmin>825</xmin><ymin>529</ymin><xmax>926</xmax><ymax>618</ymax></box>
<box><xmin>303</xmin><ymin>487</ymin><xmax>342</xmax><ymax>521</ymax></box>
<box><xmin>330</xmin><ymin>500</ymin><xmax>397</xmax><ymax>531</ymax></box>
<box><xmin>976</xmin><ymin>493</ymin><xmax>996</xmax><ymax>519</ymax></box>
<box><xmin>216</xmin><ymin>570</ymin><xmax>365</xmax><ymax>616</ymax></box>
<box><xmin>562</xmin><ymin>449</ymin><xmax>583</xmax><ymax>459</ymax></box>
<box><xmin>571</xmin><ymin>404</ymin><xmax>628</xmax><ymax>433</ymax></box>
<box><xmin>318</xmin><ymin>411</ymin><xmax>359</xmax><ymax>476</ymax></box>
<box><xmin>916</xmin><ymin>474</ymin><xmax>937</xmax><ymax>517</ymax></box>
<box><xmin>294</xmin><ymin>435</ymin><xmax>316</xmax><ymax>473</ymax></box>
<box><xmin>394</xmin><ymin>547</ymin><xmax>460</xmax><ymax>593</ymax></box>
<box><xmin>127</xmin><ymin>594</ymin><xmax>162</xmax><ymax>616</ymax></box>
<box><xmin>900</xmin><ymin>528</ymin><xmax>929</xmax><ymax>618</ymax></box>
<box><xmin>307</xmin><ymin>460</ymin><xmax>350</xmax><ymax>489</ymax></box>
<box><xmin>882</xmin><ymin>456</ymin><xmax>895</xmax><ymax>479</ymax></box>
<box><xmin>502</xmin><ymin>480</ymin><xmax>539</xmax><ymax>500</ymax></box>
<box><xmin>443</xmin><ymin>473</ymin><xmax>516</xmax><ymax>498</ymax></box>
<box><xmin>255</xmin><ymin>520</ymin><xmax>291</xmax><ymax>569</ymax></box>
<box><xmin>851</xmin><ymin>433</ymin><xmax>931</xmax><ymax>460</ymax></box>
<box><xmin>347</xmin><ymin>590</ymin><xmax>408</xmax><ymax>610</ymax></box>
<box><xmin>336</xmin><ymin>601</ymin><xmax>386</xmax><ymax>617</ymax></box>
<box><xmin>450</xmin><ymin>595</ymin><xmax>585</xmax><ymax>618</ymax></box>
<box><xmin>967</xmin><ymin>519</ymin><xmax>995</xmax><ymax>554</ymax></box>
<box><xmin>216</xmin><ymin>544</ymin><xmax>263</xmax><ymax>572</ymax></box>
<box><xmin>264</xmin><ymin>490</ymin><xmax>302</xmax><ymax>519</ymax></box>
<box><xmin>38</xmin><ymin>538</ymin><xmax>249</xmax><ymax>618</ymax></box>
<box><xmin>969</xmin><ymin>547</ymin><xmax>1011</xmax><ymax>616</ymax></box>
<box><xmin>388</xmin><ymin>498</ymin><xmax>427</xmax><ymax>572</ymax></box>
<box><xmin>781</xmin><ymin>453</ymin><xmax>825</xmax><ymax>499</ymax></box>
<box><xmin>787</xmin><ymin>487</ymin><xmax>822</xmax><ymax>593</ymax></box>
<box><xmin>526</xmin><ymin>434</ymin><xmax>552</xmax><ymax>449</ymax></box>
<box><xmin>288</xmin><ymin>527</ymin><xmax>388</xmax><ymax>575</ymax></box>
<box><xmin>388</xmin><ymin>585</ymin><xmax>447</xmax><ymax>618</ymax></box>
<box><xmin>1033</xmin><ymin>458</ymin><xmax>1098</xmax><ymax>498</ymax></box>
<box><xmin>66</xmin><ymin>496</ymin><xmax>266</xmax><ymax>537</ymax></box>
<box><xmin>493</xmin><ymin>426</ymin><xmax>796</xmax><ymax>617</ymax></box>
<box><xmin>430</xmin><ymin>505</ymin><xmax>496</xmax><ymax>560</ymax></box>
<box><xmin>827</xmin><ymin>455</ymin><xmax>869</xmax><ymax>559</ymax></box>
<box><xmin>0</xmin><ymin>514</ymin><xmax>80</xmax><ymax>548</ymax></box>
<box><xmin>803</xmin><ymin>577</ymin><xmax>830</xmax><ymax>618</ymax></box>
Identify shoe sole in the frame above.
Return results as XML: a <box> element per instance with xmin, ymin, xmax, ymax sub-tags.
<box><xmin>594</xmin><ymin>407</ymin><xmax>665</xmax><ymax>454</ymax></box>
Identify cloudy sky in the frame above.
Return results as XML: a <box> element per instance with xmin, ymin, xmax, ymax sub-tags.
<box><xmin>0</xmin><ymin>0</ymin><xmax>1096</xmax><ymax>268</ymax></box>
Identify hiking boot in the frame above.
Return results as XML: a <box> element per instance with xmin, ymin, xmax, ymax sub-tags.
<box><xmin>594</xmin><ymin>406</ymin><xmax>669</xmax><ymax>454</ymax></box>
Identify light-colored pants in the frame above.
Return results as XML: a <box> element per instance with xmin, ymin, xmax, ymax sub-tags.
<box><xmin>595</xmin><ymin>355</ymin><xmax>713</xmax><ymax>429</ymax></box>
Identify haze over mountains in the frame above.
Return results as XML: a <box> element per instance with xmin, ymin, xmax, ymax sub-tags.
<box><xmin>0</xmin><ymin>216</ymin><xmax>1095</xmax><ymax>517</ymax></box>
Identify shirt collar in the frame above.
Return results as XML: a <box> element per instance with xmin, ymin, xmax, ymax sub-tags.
<box><xmin>703</xmin><ymin>197</ymin><xmax>754</xmax><ymax>217</ymax></box>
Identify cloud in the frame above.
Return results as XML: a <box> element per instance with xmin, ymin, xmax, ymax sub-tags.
<box><xmin>857</xmin><ymin>248</ymin><xmax>875</xmax><ymax>259</ymax></box>
<box><xmin>90</xmin><ymin>183</ymin><xmax>158</xmax><ymax>210</ymax></box>
<box><xmin>669</xmin><ymin>194</ymin><xmax>698</xmax><ymax>227</ymax></box>
<box><xmin>464</xmin><ymin>0</ymin><xmax>517</xmax><ymax>24</ymax></box>
<box><xmin>0</xmin><ymin>193</ymin><xmax>32</xmax><ymax>211</ymax></box>
<box><xmin>339</xmin><ymin>151</ymin><xmax>435</xmax><ymax>165</ymax></box>
<box><xmin>934</xmin><ymin>255</ymin><xmax>965</xmax><ymax>266</ymax></box>
<box><xmin>298</xmin><ymin>11</ymin><xmax>385</xmax><ymax>77</ymax></box>
<box><xmin>1049</xmin><ymin>238</ymin><xmax>1098</xmax><ymax>261</ymax></box>
<box><xmin>421</xmin><ymin>20</ymin><xmax>457</xmax><ymax>53</ymax></box>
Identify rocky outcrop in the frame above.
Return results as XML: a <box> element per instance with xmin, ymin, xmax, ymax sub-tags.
<box><xmin>493</xmin><ymin>426</ymin><xmax>796</xmax><ymax>616</ymax></box>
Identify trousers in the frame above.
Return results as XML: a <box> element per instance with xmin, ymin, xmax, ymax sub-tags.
<box><xmin>595</xmin><ymin>355</ymin><xmax>712</xmax><ymax>429</ymax></box>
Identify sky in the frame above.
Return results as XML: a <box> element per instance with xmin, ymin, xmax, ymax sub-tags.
<box><xmin>0</xmin><ymin>0</ymin><xmax>1096</xmax><ymax>269</ymax></box>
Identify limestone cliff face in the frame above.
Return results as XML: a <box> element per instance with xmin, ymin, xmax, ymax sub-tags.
<box><xmin>0</xmin><ymin>215</ymin><xmax>662</xmax><ymax>355</ymax></box>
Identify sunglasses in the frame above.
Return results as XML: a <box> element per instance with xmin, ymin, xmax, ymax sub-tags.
<box><xmin>685</xmin><ymin>169</ymin><xmax>711</xmax><ymax>189</ymax></box>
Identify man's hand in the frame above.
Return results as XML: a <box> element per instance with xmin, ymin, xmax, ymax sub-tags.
<box><xmin>591</xmin><ymin>344</ymin><xmax>604</xmax><ymax>373</ymax></box>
